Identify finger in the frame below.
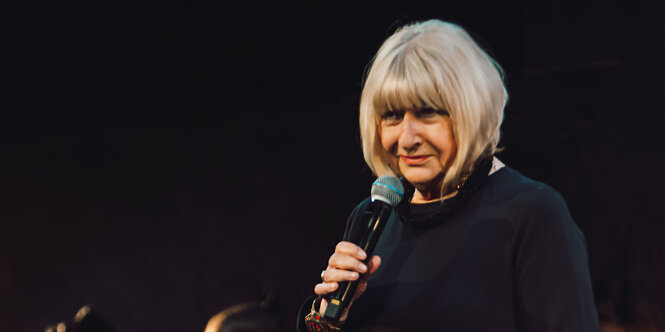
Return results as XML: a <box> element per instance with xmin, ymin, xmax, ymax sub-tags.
<box><xmin>328</xmin><ymin>253</ymin><xmax>368</xmax><ymax>273</ymax></box>
<box><xmin>335</xmin><ymin>241</ymin><xmax>367</xmax><ymax>260</ymax></box>
<box><xmin>351</xmin><ymin>257</ymin><xmax>381</xmax><ymax>302</ymax></box>
<box><xmin>353</xmin><ymin>279</ymin><xmax>368</xmax><ymax>300</ymax></box>
<box><xmin>366</xmin><ymin>255</ymin><xmax>382</xmax><ymax>274</ymax></box>
<box><xmin>314</xmin><ymin>282</ymin><xmax>338</xmax><ymax>295</ymax></box>
<box><xmin>322</xmin><ymin>267</ymin><xmax>360</xmax><ymax>283</ymax></box>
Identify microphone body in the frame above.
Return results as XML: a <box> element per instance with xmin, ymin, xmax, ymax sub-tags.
<box><xmin>323</xmin><ymin>176</ymin><xmax>403</xmax><ymax>321</ymax></box>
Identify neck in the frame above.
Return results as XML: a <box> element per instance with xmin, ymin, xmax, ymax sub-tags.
<box><xmin>410</xmin><ymin>157</ymin><xmax>502</xmax><ymax>204</ymax></box>
<box><xmin>411</xmin><ymin>187</ymin><xmax>458</xmax><ymax>203</ymax></box>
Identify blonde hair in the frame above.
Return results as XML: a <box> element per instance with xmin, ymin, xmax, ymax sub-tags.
<box><xmin>359</xmin><ymin>19</ymin><xmax>508</xmax><ymax>194</ymax></box>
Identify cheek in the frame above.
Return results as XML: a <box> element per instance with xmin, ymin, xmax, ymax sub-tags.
<box><xmin>436</xmin><ymin>128</ymin><xmax>457</xmax><ymax>160</ymax></box>
<box><xmin>379</xmin><ymin>127</ymin><xmax>397</xmax><ymax>153</ymax></box>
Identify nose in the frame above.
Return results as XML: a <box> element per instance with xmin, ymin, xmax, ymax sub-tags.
<box><xmin>398</xmin><ymin>111</ymin><xmax>423</xmax><ymax>152</ymax></box>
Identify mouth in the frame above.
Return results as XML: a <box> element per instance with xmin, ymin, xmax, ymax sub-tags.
<box><xmin>400</xmin><ymin>155</ymin><xmax>430</xmax><ymax>166</ymax></box>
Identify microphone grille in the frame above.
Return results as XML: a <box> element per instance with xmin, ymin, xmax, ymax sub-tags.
<box><xmin>371</xmin><ymin>176</ymin><xmax>404</xmax><ymax>206</ymax></box>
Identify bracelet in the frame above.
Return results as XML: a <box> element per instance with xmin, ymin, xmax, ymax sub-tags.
<box><xmin>304</xmin><ymin>297</ymin><xmax>344</xmax><ymax>332</ymax></box>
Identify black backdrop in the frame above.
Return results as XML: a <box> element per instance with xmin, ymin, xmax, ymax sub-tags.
<box><xmin>2</xmin><ymin>0</ymin><xmax>665</xmax><ymax>331</ymax></box>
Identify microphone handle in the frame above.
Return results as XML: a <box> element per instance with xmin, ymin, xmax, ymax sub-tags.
<box><xmin>323</xmin><ymin>201</ymin><xmax>392</xmax><ymax>321</ymax></box>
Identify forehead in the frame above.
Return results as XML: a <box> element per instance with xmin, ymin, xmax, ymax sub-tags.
<box><xmin>372</xmin><ymin>57</ymin><xmax>446</xmax><ymax>114</ymax></box>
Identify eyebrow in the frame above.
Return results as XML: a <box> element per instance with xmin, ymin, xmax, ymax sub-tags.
<box><xmin>385</xmin><ymin>107</ymin><xmax>448</xmax><ymax>113</ymax></box>
<box><xmin>419</xmin><ymin>107</ymin><xmax>449</xmax><ymax>114</ymax></box>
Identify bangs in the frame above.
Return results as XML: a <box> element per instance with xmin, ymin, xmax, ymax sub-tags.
<box><xmin>372</xmin><ymin>49</ymin><xmax>447</xmax><ymax>115</ymax></box>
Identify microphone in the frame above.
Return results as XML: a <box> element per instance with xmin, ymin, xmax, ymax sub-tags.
<box><xmin>323</xmin><ymin>175</ymin><xmax>404</xmax><ymax>321</ymax></box>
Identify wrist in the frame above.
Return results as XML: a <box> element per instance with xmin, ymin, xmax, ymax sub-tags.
<box><xmin>305</xmin><ymin>297</ymin><xmax>344</xmax><ymax>332</ymax></box>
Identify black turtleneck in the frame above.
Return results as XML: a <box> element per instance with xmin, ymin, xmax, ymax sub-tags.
<box><xmin>297</xmin><ymin>166</ymin><xmax>599</xmax><ymax>332</ymax></box>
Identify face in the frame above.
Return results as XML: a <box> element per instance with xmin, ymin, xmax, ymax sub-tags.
<box><xmin>379</xmin><ymin>108</ymin><xmax>457</xmax><ymax>197</ymax></box>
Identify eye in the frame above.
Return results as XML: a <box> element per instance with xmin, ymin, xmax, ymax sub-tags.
<box><xmin>418</xmin><ymin>108</ymin><xmax>447</xmax><ymax>117</ymax></box>
<box><xmin>381</xmin><ymin>110</ymin><xmax>404</xmax><ymax>122</ymax></box>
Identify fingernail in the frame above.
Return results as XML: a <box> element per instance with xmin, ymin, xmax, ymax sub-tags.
<box><xmin>358</xmin><ymin>263</ymin><xmax>367</xmax><ymax>272</ymax></box>
<box><xmin>350</xmin><ymin>272</ymin><xmax>359</xmax><ymax>279</ymax></box>
<box><xmin>358</xmin><ymin>250</ymin><xmax>366</xmax><ymax>259</ymax></box>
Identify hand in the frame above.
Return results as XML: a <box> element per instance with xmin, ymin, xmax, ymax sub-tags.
<box><xmin>314</xmin><ymin>241</ymin><xmax>382</xmax><ymax>322</ymax></box>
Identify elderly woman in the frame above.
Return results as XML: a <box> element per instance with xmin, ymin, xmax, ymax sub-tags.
<box><xmin>298</xmin><ymin>19</ymin><xmax>598</xmax><ymax>331</ymax></box>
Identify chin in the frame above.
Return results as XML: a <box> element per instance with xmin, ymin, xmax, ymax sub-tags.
<box><xmin>402</xmin><ymin>171</ymin><xmax>443</xmax><ymax>188</ymax></box>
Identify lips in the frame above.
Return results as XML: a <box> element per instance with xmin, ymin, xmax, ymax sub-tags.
<box><xmin>400</xmin><ymin>155</ymin><xmax>430</xmax><ymax>166</ymax></box>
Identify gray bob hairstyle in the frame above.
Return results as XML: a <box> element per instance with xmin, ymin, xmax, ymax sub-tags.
<box><xmin>359</xmin><ymin>19</ymin><xmax>508</xmax><ymax>193</ymax></box>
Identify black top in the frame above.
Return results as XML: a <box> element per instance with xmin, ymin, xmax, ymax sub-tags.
<box><xmin>298</xmin><ymin>166</ymin><xmax>599</xmax><ymax>332</ymax></box>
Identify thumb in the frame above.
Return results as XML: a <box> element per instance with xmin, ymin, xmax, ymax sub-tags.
<box><xmin>366</xmin><ymin>255</ymin><xmax>382</xmax><ymax>275</ymax></box>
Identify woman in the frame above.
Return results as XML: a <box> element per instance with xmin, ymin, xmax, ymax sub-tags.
<box><xmin>298</xmin><ymin>19</ymin><xmax>598</xmax><ymax>331</ymax></box>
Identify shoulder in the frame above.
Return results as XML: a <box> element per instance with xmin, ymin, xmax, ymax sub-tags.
<box><xmin>347</xmin><ymin>197</ymin><xmax>373</xmax><ymax>224</ymax></box>
<box><xmin>481</xmin><ymin>167</ymin><xmax>583</xmax><ymax>242</ymax></box>
<box><xmin>492</xmin><ymin>169</ymin><xmax>599</xmax><ymax>330</ymax></box>
<box><xmin>352</xmin><ymin>197</ymin><xmax>373</xmax><ymax>212</ymax></box>
<box><xmin>342</xmin><ymin>197</ymin><xmax>373</xmax><ymax>241</ymax></box>
<box><xmin>484</xmin><ymin>167</ymin><xmax>572</xmax><ymax>220</ymax></box>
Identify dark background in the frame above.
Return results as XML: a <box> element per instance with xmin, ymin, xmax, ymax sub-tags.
<box><xmin>2</xmin><ymin>0</ymin><xmax>665</xmax><ymax>331</ymax></box>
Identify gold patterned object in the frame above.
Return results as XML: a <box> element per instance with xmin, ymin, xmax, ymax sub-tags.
<box><xmin>204</xmin><ymin>301</ymin><xmax>257</xmax><ymax>332</ymax></box>
<box><xmin>304</xmin><ymin>297</ymin><xmax>343</xmax><ymax>332</ymax></box>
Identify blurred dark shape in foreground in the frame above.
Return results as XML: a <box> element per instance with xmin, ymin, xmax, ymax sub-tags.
<box><xmin>44</xmin><ymin>305</ymin><xmax>114</xmax><ymax>332</ymax></box>
<box><xmin>204</xmin><ymin>292</ymin><xmax>280</xmax><ymax>332</ymax></box>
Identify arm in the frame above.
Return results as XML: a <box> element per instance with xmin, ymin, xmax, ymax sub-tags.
<box><xmin>513</xmin><ymin>187</ymin><xmax>599</xmax><ymax>331</ymax></box>
<box><xmin>295</xmin><ymin>242</ymin><xmax>381</xmax><ymax>332</ymax></box>
<box><xmin>296</xmin><ymin>199</ymin><xmax>381</xmax><ymax>331</ymax></box>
